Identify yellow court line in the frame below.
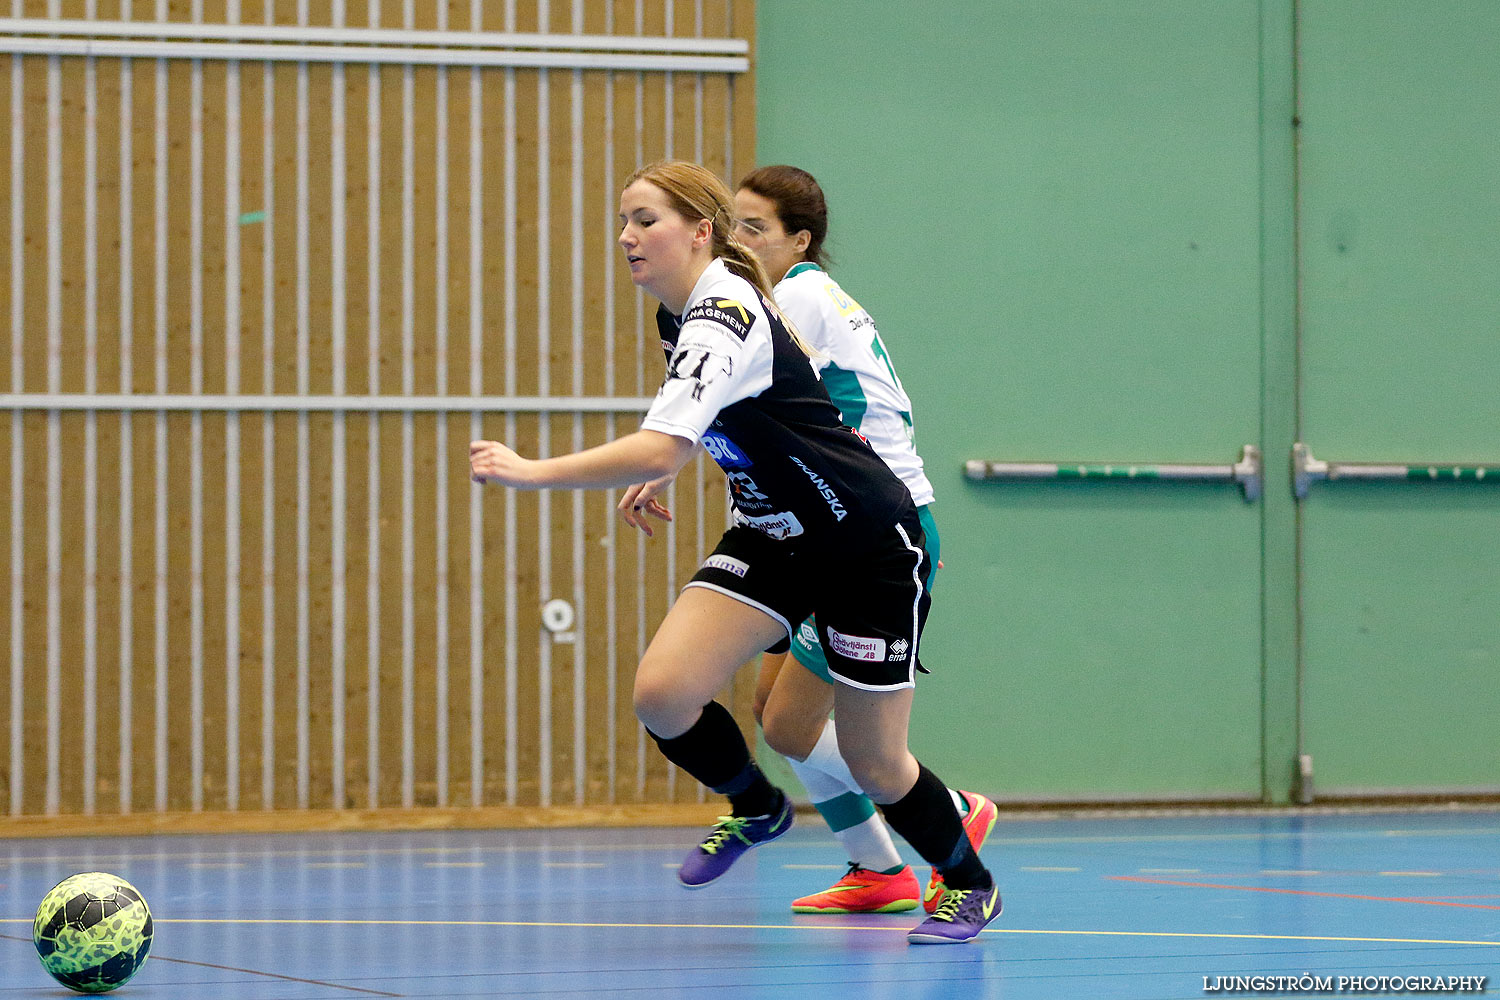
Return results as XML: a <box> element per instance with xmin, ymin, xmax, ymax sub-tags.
<box><xmin>4</xmin><ymin>916</ymin><xmax>1493</xmax><ymax>947</ymax></box>
<box><xmin>0</xmin><ymin>843</ymin><xmax>698</xmax><ymax>866</ymax></box>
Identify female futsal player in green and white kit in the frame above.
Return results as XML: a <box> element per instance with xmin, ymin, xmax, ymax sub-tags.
<box><xmin>733</xmin><ymin>166</ymin><xmax>997</xmax><ymax>915</ymax></box>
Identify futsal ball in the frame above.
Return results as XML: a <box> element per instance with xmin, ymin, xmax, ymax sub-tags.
<box><xmin>33</xmin><ymin>872</ymin><xmax>153</xmax><ymax>994</ymax></box>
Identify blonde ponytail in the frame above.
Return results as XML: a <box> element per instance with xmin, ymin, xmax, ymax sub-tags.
<box><xmin>625</xmin><ymin>160</ymin><xmax>820</xmax><ymax>358</ymax></box>
<box><xmin>716</xmin><ymin>215</ymin><xmax>820</xmax><ymax>358</ymax></box>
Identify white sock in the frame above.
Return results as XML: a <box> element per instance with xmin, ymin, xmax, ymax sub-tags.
<box><xmin>802</xmin><ymin>718</ymin><xmax>860</xmax><ymax>793</ymax></box>
<box><xmin>950</xmin><ymin>788</ymin><xmax>969</xmax><ymax>817</ymax></box>
<box><xmin>826</xmin><ymin>812</ymin><xmax>904</xmax><ymax>873</ymax></box>
<box><xmin>786</xmin><ymin>720</ymin><xmax>904</xmax><ymax>872</ymax></box>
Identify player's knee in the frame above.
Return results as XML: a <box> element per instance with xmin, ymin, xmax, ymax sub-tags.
<box><xmin>631</xmin><ymin>684</ymin><xmax>671</xmax><ymax>734</ymax></box>
<box><xmin>630</xmin><ymin>656</ymin><xmax>693</xmax><ymax>734</ymax></box>
<box><xmin>760</xmin><ymin>705</ymin><xmax>816</xmax><ymax>762</ymax></box>
<box><xmin>630</xmin><ymin>665</ymin><xmax>672</xmax><ymax>728</ymax></box>
<box><xmin>841</xmin><ymin>745</ymin><xmax>912</xmax><ymax>804</ymax></box>
<box><xmin>759</xmin><ymin>708</ymin><xmax>795</xmax><ymax>758</ymax></box>
<box><xmin>749</xmin><ymin>689</ymin><xmax>769</xmax><ymax>728</ymax></box>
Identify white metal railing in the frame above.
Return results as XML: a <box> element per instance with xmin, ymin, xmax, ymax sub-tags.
<box><xmin>0</xmin><ymin>18</ymin><xmax>751</xmax><ymax>72</ymax></box>
<box><xmin>0</xmin><ymin>17</ymin><xmax>751</xmax><ymax>54</ymax></box>
<box><xmin>0</xmin><ymin>394</ymin><xmax>658</xmax><ymax>412</ymax></box>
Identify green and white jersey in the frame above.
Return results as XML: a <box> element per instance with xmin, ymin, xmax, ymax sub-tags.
<box><xmin>774</xmin><ymin>262</ymin><xmax>935</xmax><ymax>507</ymax></box>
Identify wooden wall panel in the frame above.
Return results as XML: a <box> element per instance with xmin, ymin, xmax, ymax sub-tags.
<box><xmin>1</xmin><ymin>2</ymin><xmax>755</xmax><ymax>823</ymax></box>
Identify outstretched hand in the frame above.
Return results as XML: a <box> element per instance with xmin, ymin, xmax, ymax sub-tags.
<box><xmin>470</xmin><ymin>439</ymin><xmax>532</xmax><ymax>487</ymax></box>
<box><xmin>617</xmin><ymin>474</ymin><xmax>676</xmax><ymax>537</ymax></box>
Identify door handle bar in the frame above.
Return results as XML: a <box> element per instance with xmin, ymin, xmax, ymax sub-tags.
<box><xmin>964</xmin><ymin>445</ymin><xmax>1262</xmax><ymax>502</ymax></box>
<box><xmin>1293</xmin><ymin>442</ymin><xmax>1499</xmax><ymax>499</ymax></box>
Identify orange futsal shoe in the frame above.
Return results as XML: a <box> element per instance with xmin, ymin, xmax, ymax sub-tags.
<box><xmin>924</xmin><ymin>791</ymin><xmax>999</xmax><ymax>914</ymax></box>
<box><xmin>791</xmin><ymin>862</ymin><xmax>921</xmax><ymax>914</ymax></box>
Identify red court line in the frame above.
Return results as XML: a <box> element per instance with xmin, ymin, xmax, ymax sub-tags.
<box><xmin>1427</xmin><ymin>895</ymin><xmax>1500</xmax><ymax>900</ymax></box>
<box><xmin>1109</xmin><ymin>876</ymin><xmax>1500</xmax><ymax>910</ymax></box>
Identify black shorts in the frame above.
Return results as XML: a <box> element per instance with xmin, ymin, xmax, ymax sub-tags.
<box><xmin>684</xmin><ymin>504</ymin><xmax>933</xmax><ymax>691</ymax></box>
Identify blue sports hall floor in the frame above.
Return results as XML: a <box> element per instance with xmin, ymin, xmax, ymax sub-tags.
<box><xmin>3</xmin><ymin>806</ymin><xmax>1497</xmax><ymax>998</ymax></box>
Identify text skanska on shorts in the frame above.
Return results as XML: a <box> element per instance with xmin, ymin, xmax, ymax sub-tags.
<box><xmin>1202</xmin><ymin>974</ymin><xmax>1488</xmax><ymax>994</ymax></box>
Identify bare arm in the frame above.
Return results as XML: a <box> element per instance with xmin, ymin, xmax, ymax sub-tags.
<box><xmin>469</xmin><ymin>429</ymin><xmax>697</xmax><ymax>491</ymax></box>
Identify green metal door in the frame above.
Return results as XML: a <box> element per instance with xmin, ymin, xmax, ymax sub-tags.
<box><xmin>760</xmin><ymin>2</ymin><xmax>1270</xmax><ymax>802</ymax></box>
<box><xmin>1294</xmin><ymin>3</ymin><xmax>1500</xmax><ymax>796</ymax></box>
<box><xmin>757</xmin><ymin>0</ymin><xmax>1497</xmax><ymax>803</ymax></box>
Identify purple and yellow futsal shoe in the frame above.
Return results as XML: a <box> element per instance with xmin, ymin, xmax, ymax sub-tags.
<box><xmin>906</xmin><ymin>883</ymin><xmax>1002</xmax><ymax>945</ymax></box>
<box><xmin>677</xmin><ymin>793</ymin><xmax>794</xmax><ymax>888</ymax></box>
<box><xmin>924</xmin><ymin>790</ymin><xmax>999</xmax><ymax>913</ymax></box>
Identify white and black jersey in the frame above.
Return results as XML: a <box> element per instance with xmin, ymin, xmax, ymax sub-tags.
<box><xmin>641</xmin><ymin>259</ymin><xmax>912</xmax><ymax>545</ymax></box>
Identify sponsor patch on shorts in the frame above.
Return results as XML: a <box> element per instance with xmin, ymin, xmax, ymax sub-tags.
<box><xmin>703</xmin><ymin>554</ymin><xmax>749</xmax><ymax>578</ymax></box>
<box><xmin>827</xmin><ymin>628</ymin><xmax>886</xmax><ymax>662</ymax></box>
<box><xmin>736</xmin><ymin>510</ymin><xmax>805</xmax><ymax>540</ymax></box>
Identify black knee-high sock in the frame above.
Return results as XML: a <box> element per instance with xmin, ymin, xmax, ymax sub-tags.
<box><xmin>647</xmin><ymin>700</ymin><xmax>782</xmax><ymax>817</ymax></box>
<box><xmin>879</xmin><ymin>763</ymin><xmax>992</xmax><ymax>891</ymax></box>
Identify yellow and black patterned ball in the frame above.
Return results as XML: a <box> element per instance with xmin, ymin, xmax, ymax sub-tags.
<box><xmin>33</xmin><ymin>872</ymin><xmax>153</xmax><ymax>994</ymax></box>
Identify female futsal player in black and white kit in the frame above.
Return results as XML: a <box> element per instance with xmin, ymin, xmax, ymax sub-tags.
<box><xmin>470</xmin><ymin>159</ymin><xmax>1000</xmax><ymax>944</ymax></box>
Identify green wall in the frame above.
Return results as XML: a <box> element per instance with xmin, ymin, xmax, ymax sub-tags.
<box><xmin>756</xmin><ymin>1</ymin><xmax>1499</xmax><ymax>802</ymax></box>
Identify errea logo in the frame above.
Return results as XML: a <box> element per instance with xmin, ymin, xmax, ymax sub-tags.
<box><xmin>888</xmin><ymin>638</ymin><xmax>909</xmax><ymax>661</ymax></box>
